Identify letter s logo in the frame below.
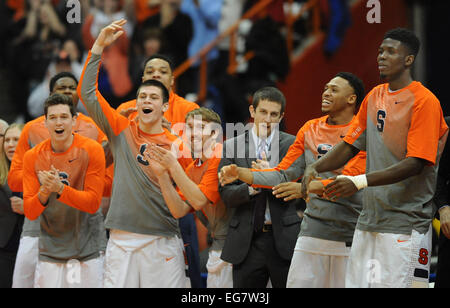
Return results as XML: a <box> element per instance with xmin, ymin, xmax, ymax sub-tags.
<box><xmin>376</xmin><ymin>109</ymin><xmax>386</xmax><ymax>132</ymax></box>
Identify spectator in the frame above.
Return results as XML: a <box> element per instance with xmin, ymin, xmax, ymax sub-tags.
<box><xmin>215</xmin><ymin>0</ymin><xmax>246</xmax><ymax>75</ymax></box>
<box><xmin>0</xmin><ymin>123</ymin><xmax>25</xmax><ymax>288</ymax></box>
<box><xmin>27</xmin><ymin>48</ymin><xmax>86</xmax><ymax>118</ymax></box>
<box><xmin>323</xmin><ymin>0</ymin><xmax>351</xmax><ymax>56</ymax></box>
<box><xmin>179</xmin><ymin>0</ymin><xmax>223</xmax><ymax>96</ymax></box>
<box><xmin>138</xmin><ymin>0</ymin><xmax>193</xmax><ymax>95</ymax></box>
<box><xmin>129</xmin><ymin>27</ymin><xmax>165</xmax><ymax>89</ymax></box>
<box><xmin>7</xmin><ymin>0</ymin><xmax>68</xmax><ymax>121</ymax></box>
<box><xmin>82</xmin><ymin>0</ymin><xmax>135</xmax><ymax>107</ymax></box>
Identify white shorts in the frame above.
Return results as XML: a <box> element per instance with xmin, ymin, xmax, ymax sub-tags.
<box><xmin>34</xmin><ymin>255</ymin><xmax>104</xmax><ymax>288</ymax></box>
<box><xmin>287</xmin><ymin>236</ymin><xmax>350</xmax><ymax>288</ymax></box>
<box><xmin>104</xmin><ymin>229</ymin><xmax>190</xmax><ymax>288</ymax></box>
<box><xmin>12</xmin><ymin>236</ymin><xmax>39</xmax><ymax>288</ymax></box>
<box><xmin>346</xmin><ymin>226</ymin><xmax>432</xmax><ymax>288</ymax></box>
<box><xmin>206</xmin><ymin>249</ymin><xmax>233</xmax><ymax>288</ymax></box>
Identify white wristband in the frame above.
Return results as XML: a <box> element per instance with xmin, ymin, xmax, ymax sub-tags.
<box><xmin>337</xmin><ymin>174</ymin><xmax>368</xmax><ymax>191</ymax></box>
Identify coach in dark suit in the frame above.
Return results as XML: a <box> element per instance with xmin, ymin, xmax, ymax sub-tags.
<box><xmin>219</xmin><ymin>87</ymin><xmax>303</xmax><ymax>288</ymax></box>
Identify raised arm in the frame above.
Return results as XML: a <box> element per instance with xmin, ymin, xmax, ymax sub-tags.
<box><xmin>78</xmin><ymin>19</ymin><xmax>130</xmax><ymax>139</ymax></box>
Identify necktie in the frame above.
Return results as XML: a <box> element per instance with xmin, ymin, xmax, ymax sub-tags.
<box><xmin>257</xmin><ymin>138</ymin><xmax>267</xmax><ymax>160</ymax></box>
<box><xmin>253</xmin><ymin>191</ymin><xmax>266</xmax><ymax>233</ymax></box>
<box><xmin>254</xmin><ymin>138</ymin><xmax>268</xmax><ymax>232</ymax></box>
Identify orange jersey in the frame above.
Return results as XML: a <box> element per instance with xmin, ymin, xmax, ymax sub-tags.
<box><xmin>251</xmin><ymin>115</ymin><xmax>366</xmax><ymax>190</ymax></box>
<box><xmin>251</xmin><ymin>115</ymin><xmax>366</xmax><ymax>243</ymax></box>
<box><xmin>181</xmin><ymin>144</ymin><xmax>230</xmax><ymax>250</ymax></box>
<box><xmin>8</xmin><ymin>113</ymin><xmax>105</xmax><ymax>192</ymax></box>
<box><xmin>116</xmin><ymin>92</ymin><xmax>199</xmax><ymax>128</ymax></box>
<box><xmin>23</xmin><ymin>134</ymin><xmax>105</xmax><ymax>221</ymax></box>
<box><xmin>343</xmin><ymin>81</ymin><xmax>448</xmax><ymax>234</ymax></box>
<box><xmin>22</xmin><ymin>134</ymin><xmax>105</xmax><ymax>262</ymax></box>
<box><xmin>78</xmin><ymin>51</ymin><xmax>193</xmax><ymax>236</ymax></box>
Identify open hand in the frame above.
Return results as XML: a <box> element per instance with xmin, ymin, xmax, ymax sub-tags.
<box><xmin>218</xmin><ymin>164</ymin><xmax>239</xmax><ymax>186</ymax></box>
<box><xmin>93</xmin><ymin>19</ymin><xmax>127</xmax><ymax>50</ymax></box>
<box><xmin>272</xmin><ymin>182</ymin><xmax>302</xmax><ymax>202</ymax></box>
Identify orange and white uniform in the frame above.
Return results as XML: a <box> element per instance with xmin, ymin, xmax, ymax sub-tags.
<box><xmin>343</xmin><ymin>81</ymin><xmax>448</xmax><ymax>288</ymax></box>
<box><xmin>180</xmin><ymin>143</ymin><xmax>233</xmax><ymax>288</ymax></box>
<box><xmin>23</xmin><ymin>134</ymin><xmax>105</xmax><ymax>288</ymax></box>
<box><xmin>8</xmin><ymin>113</ymin><xmax>110</xmax><ymax>288</ymax></box>
<box><xmin>250</xmin><ymin>115</ymin><xmax>366</xmax><ymax>288</ymax></box>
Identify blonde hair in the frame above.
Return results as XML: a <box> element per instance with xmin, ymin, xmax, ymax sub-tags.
<box><xmin>0</xmin><ymin>123</ymin><xmax>24</xmax><ymax>185</ymax></box>
<box><xmin>185</xmin><ymin>107</ymin><xmax>222</xmax><ymax>125</ymax></box>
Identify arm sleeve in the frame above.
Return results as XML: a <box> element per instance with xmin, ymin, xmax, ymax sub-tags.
<box><xmin>196</xmin><ymin>157</ymin><xmax>221</xmax><ymax>205</ymax></box>
<box><xmin>251</xmin><ymin>124</ymin><xmax>307</xmax><ymax>189</ymax></box>
<box><xmin>406</xmin><ymin>95</ymin><xmax>447</xmax><ymax>165</ymax></box>
<box><xmin>23</xmin><ymin>150</ymin><xmax>47</xmax><ymax>220</ymax></box>
<box><xmin>343</xmin><ymin>93</ymin><xmax>369</xmax><ymax>151</ymax></box>
<box><xmin>57</xmin><ymin>142</ymin><xmax>106</xmax><ymax>214</ymax></box>
<box><xmin>78</xmin><ymin>51</ymin><xmax>130</xmax><ymax>140</ymax></box>
<box><xmin>341</xmin><ymin>150</ymin><xmax>367</xmax><ymax>176</ymax></box>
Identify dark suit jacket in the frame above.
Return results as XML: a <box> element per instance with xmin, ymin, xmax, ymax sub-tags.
<box><xmin>0</xmin><ymin>183</ymin><xmax>23</xmax><ymax>250</ymax></box>
<box><xmin>219</xmin><ymin>130</ymin><xmax>302</xmax><ymax>265</ymax></box>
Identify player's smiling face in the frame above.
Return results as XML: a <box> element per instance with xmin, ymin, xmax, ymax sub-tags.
<box><xmin>45</xmin><ymin>104</ymin><xmax>76</xmax><ymax>142</ymax></box>
<box><xmin>136</xmin><ymin>85</ymin><xmax>168</xmax><ymax>125</ymax></box>
<box><xmin>142</xmin><ymin>58</ymin><xmax>174</xmax><ymax>93</ymax></box>
<box><xmin>52</xmin><ymin>77</ymin><xmax>79</xmax><ymax>108</ymax></box>
<box><xmin>321</xmin><ymin>77</ymin><xmax>355</xmax><ymax>115</ymax></box>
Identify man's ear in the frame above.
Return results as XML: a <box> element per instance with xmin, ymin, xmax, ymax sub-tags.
<box><xmin>162</xmin><ymin>102</ymin><xmax>169</xmax><ymax>113</ymax></box>
<box><xmin>72</xmin><ymin>114</ymin><xmax>77</xmax><ymax>128</ymax></box>
<box><xmin>347</xmin><ymin>94</ymin><xmax>357</xmax><ymax>106</ymax></box>
<box><xmin>249</xmin><ymin>105</ymin><xmax>255</xmax><ymax>119</ymax></box>
<box><xmin>405</xmin><ymin>54</ymin><xmax>415</xmax><ymax>67</ymax></box>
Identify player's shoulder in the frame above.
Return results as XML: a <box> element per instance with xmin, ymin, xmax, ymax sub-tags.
<box><xmin>116</xmin><ymin>99</ymin><xmax>136</xmax><ymax>111</ymax></box>
<box><xmin>73</xmin><ymin>133</ymin><xmax>103</xmax><ymax>151</ymax></box>
<box><xmin>172</xmin><ymin>93</ymin><xmax>200</xmax><ymax>110</ymax></box>
<box><xmin>25</xmin><ymin>138</ymin><xmax>49</xmax><ymax>157</ymax></box>
<box><xmin>24</xmin><ymin>115</ymin><xmax>46</xmax><ymax>130</ymax></box>
<box><xmin>412</xmin><ymin>81</ymin><xmax>439</xmax><ymax>102</ymax></box>
<box><xmin>300</xmin><ymin>116</ymin><xmax>327</xmax><ymax>132</ymax></box>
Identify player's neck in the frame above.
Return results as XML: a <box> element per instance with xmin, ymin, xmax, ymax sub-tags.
<box><xmin>139</xmin><ymin>120</ymin><xmax>164</xmax><ymax>135</ymax></box>
<box><xmin>51</xmin><ymin>134</ymin><xmax>74</xmax><ymax>153</ymax></box>
<box><xmin>327</xmin><ymin>110</ymin><xmax>354</xmax><ymax>126</ymax></box>
<box><xmin>387</xmin><ymin>71</ymin><xmax>413</xmax><ymax>92</ymax></box>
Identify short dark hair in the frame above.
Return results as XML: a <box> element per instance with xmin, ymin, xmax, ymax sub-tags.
<box><xmin>136</xmin><ymin>79</ymin><xmax>170</xmax><ymax>103</ymax></box>
<box><xmin>44</xmin><ymin>93</ymin><xmax>76</xmax><ymax>117</ymax></box>
<box><xmin>384</xmin><ymin>28</ymin><xmax>420</xmax><ymax>58</ymax></box>
<box><xmin>143</xmin><ymin>54</ymin><xmax>175</xmax><ymax>72</ymax></box>
<box><xmin>334</xmin><ymin>72</ymin><xmax>365</xmax><ymax>112</ymax></box>
<box><xmin>49</xmin><ymin>72</ymin><xmax>78</xmax><ymax>92</ymax></box>
<box><xmin>252</xmin><ymin>87</ymin><xmax>286</xmax><ymax>114</ymax></box>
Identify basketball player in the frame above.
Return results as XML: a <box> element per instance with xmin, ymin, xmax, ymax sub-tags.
<box><xmin>22</xmin><ymin>94</ymin><xmax>105</xmax><ymax>288</ymax></box>
<box><xmin>301</xmin><ymin>28</ymin><xmax>448</xmax><ymax>288</ymax></box>
<box><xmin>219</xmin><ymin>72</ymin><xmax>366</xmax><ymax>288</ymax></box>
<box><xmin>78</xmin><ymin>19</ymin><xmax>192</xmax><ymax>288</ymax></box>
